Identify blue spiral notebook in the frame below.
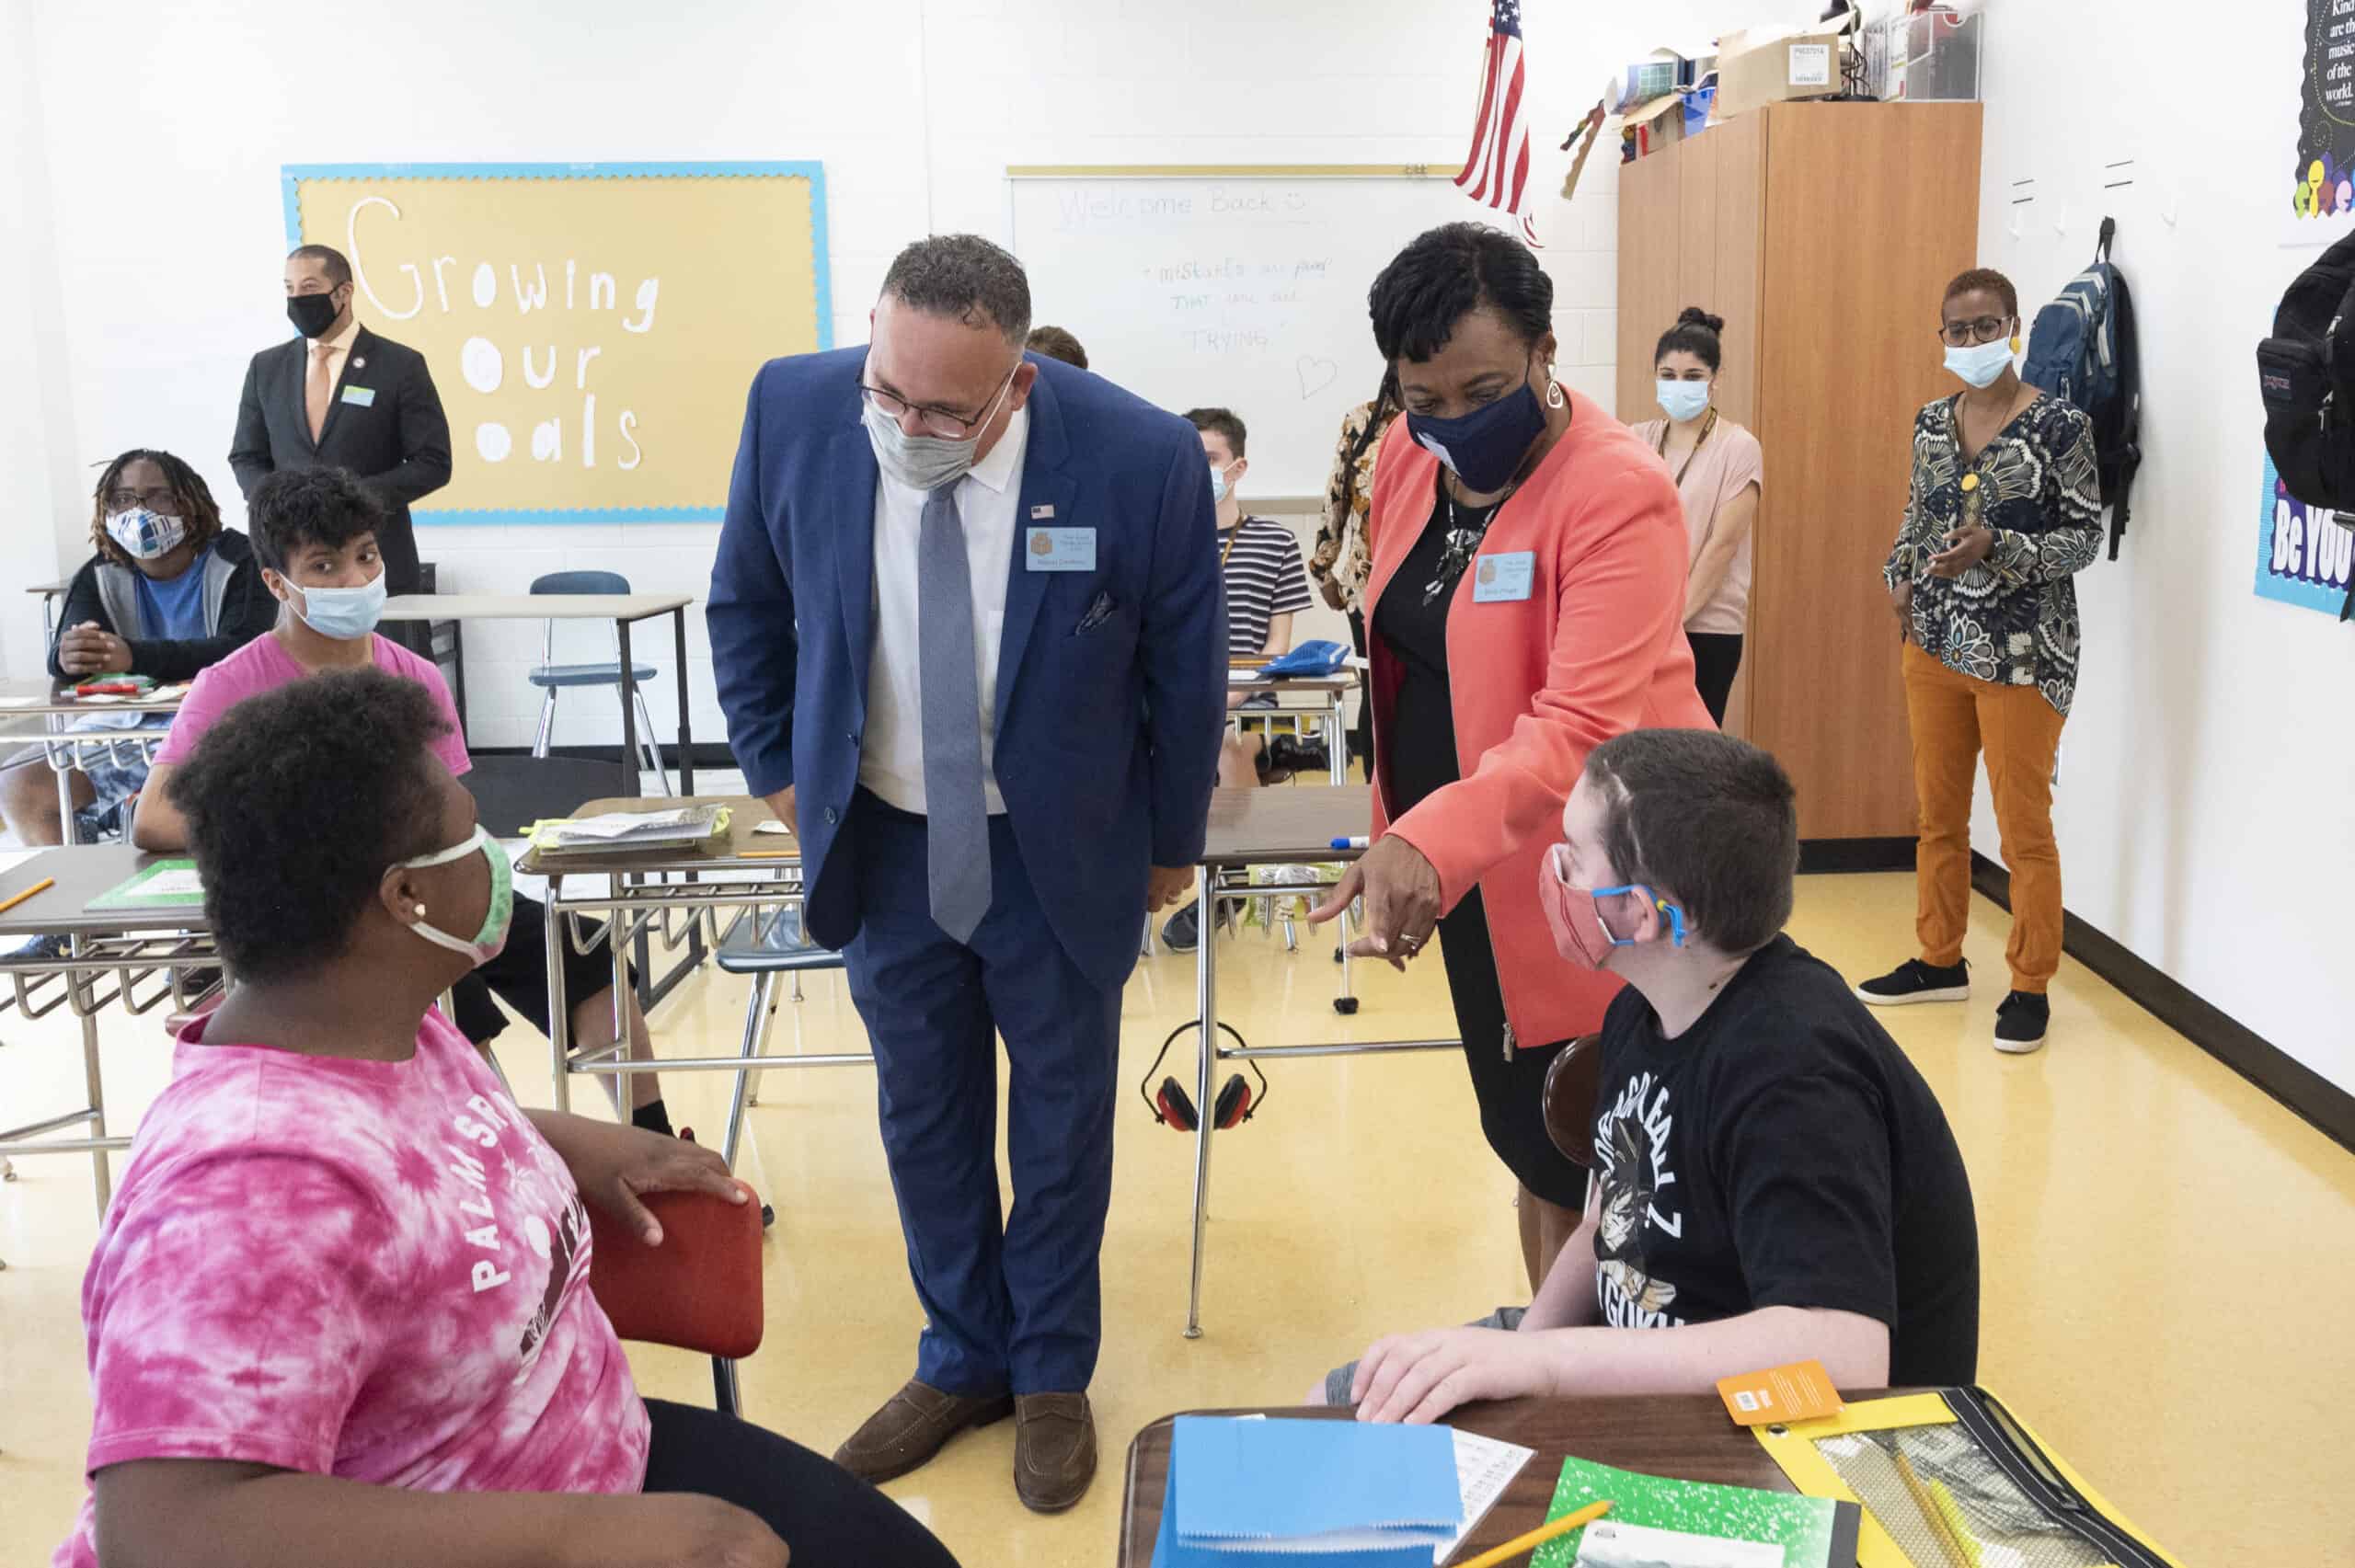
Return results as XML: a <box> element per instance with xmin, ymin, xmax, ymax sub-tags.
<box><xmin>1152</xmin><ymin>1416</ymin><xmax>1461</xmax><ymax>1565</ymax></box>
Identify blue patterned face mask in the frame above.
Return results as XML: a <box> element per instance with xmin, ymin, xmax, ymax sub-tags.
<box><xmin>104</xmin><ymin>508</ymin><xmax>188</xmax><ymax>560</ymax></box>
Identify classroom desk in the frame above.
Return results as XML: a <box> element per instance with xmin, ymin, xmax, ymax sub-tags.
<box><xmin>0</xmin><ymin>845</ymin><xmax>216</xmax><ymax>1214</ymax></box>
<box><xmin>520</xmin><ymin>795</ymin><xmax>809</xmax><ymax>1114</ymax></box>
<box><xmin>0</xmin><ymin>679</ymin><xmax>185</xmax><ymax>845</ymax></box>
<box><xmin>1117</xmin><ymin>1394</ymin><xmax>1825</xmax><ymax>1566</ymax></box>
<box><xmin>1181</xmin><ymin>786</ymin><xmax>1461</xmax><ymax>1336</ymax></box>
<box><xmin>378</xmin><ymin>592</ymin><xmax>696</xmax><ymax>803</ymax></box>
<box><xmin>1229</xmin><ymin>668</ymin><xmax>1357</xmax><ymax>786</ymax></box>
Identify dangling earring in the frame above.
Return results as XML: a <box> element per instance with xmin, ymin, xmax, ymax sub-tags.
<box><xmin>414</xmin><ymin>904</ymin><xmax>428</xmax><ymax>918</ymax></box>
<box><xmin>1545</xmin><ymin>373</ymin><xmax>1566</xmax><ymax>410</ymax></box>
<box><xmin>2009</xmin><ymin>333</ymin><xmax>2022</xmax><ymax>354</ymax></box>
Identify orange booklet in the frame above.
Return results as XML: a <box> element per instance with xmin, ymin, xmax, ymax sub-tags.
<box><xmin>1717</xmin><ymin>1359</ymin><xmax>1843</xmax><ymax>1426</ymax></box>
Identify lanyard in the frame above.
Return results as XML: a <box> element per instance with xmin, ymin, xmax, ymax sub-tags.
<box><xmin>1654</xmin><ymin>406</ymin><xmax>1718</xmax><ymax>486</ymax></box>
<box><xmin>1221</xmin><ymin>523</ymin><xmax>1241</xmax><ymax>570</ymax></box>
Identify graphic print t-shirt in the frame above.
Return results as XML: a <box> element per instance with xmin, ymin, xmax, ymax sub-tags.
<box><xmin>54</xmin><ymin>1011</ymin><xmax>648</xmax><ymax>1567</ymax></box>
<box><xmin>1590</xmin><ymin>936</ymin><xmax>1981</xmax><ymax>1386</ymax></box>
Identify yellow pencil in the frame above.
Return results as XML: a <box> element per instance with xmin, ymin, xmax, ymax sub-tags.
<box><xmin>737</xmin><ymin>847</ymin><xmax>798</xmax><ymax>859</ymax></box>
<box><xmin>0</xmin><ymin>876</ymin><xmax>56</xmax><ymax>919</ymax></box>
<box><xmin>1455</xmin><ymin>1499</ymin><xmax>1612</xmax><ymax>1568</ymax></box>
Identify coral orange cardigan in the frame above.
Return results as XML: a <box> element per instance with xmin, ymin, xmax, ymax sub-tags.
<box><xmin>1366</xmin><ymin>391</ymin><xmax>1714</xmax><ymax>1051</ymax></box>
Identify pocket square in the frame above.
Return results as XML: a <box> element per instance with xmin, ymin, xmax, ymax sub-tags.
<box><xmin>1074</xmin><ymin>590</ymin><xmax>1117</xmax><ymax>633</ymax></box>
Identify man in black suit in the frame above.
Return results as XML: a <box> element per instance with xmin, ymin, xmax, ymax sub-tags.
<box><xmin>230</xmin><ymin>245</ymin><xmax>452</xmax><ymax>593</ymax></box>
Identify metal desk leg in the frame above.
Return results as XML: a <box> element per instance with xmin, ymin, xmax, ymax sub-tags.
<box><xmin>1185</xmin><ymin>862</ymin><xmax>1217</xmax><ymax>1339</ymax></box>
<box><xmin>82</xmin><ymin>1008</ymin><xmax>110</xmax><ymax>1211</ymax></box>
<box><xmin>673</xmin><ymin>608</ymin><xmax>696</xmax><ymax>796</ymax></box>
<box><xmin>545</xmin><ymin>874</ymin><xmax>575</xmax><ymax>1113</ymax></box>
<box><xmin>1328</xmin><ymin>689</ymin><xmax>1347</xmax><ymax>785</ymax></box>
<box><xmin>616</xmin><ymin>618</ymin><xmax>641</xmax><ymax>800</ymax></box>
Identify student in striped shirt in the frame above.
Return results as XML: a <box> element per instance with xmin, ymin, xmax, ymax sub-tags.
<box><xmin>1161</xmin><ymin>408</ymin><xmax>1313</xmax><ymax>952</ymax></box>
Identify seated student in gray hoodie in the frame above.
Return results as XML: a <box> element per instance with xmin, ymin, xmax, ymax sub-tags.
<box><xmin>0</xmin><ymin>449</ymin><xmax>274</xmax><ymax>853</ymax></box>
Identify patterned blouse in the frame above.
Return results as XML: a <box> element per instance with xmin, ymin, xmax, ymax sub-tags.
<box><xmin>1310</xmin><ymin>399</ymin><xmax>1398</xmax><ymax>613</ymax></box>
<box><xmin>1883</xmin><ymin>394</ymin><xmax>2101</xmax><ymax>715</ymax></box>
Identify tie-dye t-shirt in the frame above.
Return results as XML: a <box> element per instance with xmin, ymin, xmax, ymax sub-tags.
<box><xmin>53</xmin><ymin>1009</ymin><xmax>649</xmax><ymax>1567</ymax></box>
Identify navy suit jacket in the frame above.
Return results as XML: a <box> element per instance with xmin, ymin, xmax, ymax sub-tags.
<box><xmin>708</xmin><ymin>349</ymin><xmax>1226</xmax><ymax>989</ymax></box>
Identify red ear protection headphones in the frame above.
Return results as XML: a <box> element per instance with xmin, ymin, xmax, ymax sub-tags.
<box><xmin>1138</xmin><ymin>1022</ymin><xmax>1269</xmax><ymax>1131</ymax></box>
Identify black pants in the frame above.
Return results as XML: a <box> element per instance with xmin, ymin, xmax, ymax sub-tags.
<box><xmin>1434</xmin><ymin>887</ymin><xmax>1590</xmax><ymax>1210</ymax></box>
<box><xmin>643</xmin><ymin>1399</ymin><xmax>961</xmax><ymax>1566</ymax></box>
<box><xmin>448</xmin><ymin>894</ymin><xmax>625</xmax><ymax>1045</ymax></box>
<box><xmin>1347</xmin><ymin>608</ymin><xmax>1373</xmax><ymax>767</ymax></box>
<box><xmin>1686</xmin><ymin>631</ymin><xmax>1744</xmax><ymax>727</ymax></box>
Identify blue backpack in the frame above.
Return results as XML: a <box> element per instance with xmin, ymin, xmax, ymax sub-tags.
<box><xmin>2021</xmin><ymin>218</ymin><xmax>2142</xmax><ymax>559</ymax></box>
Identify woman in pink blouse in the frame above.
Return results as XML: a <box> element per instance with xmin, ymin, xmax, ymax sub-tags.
<box><xmin>55</xmin><ymin>669</ymin><xmax>959</xmax><ymax>1568</ymax></box>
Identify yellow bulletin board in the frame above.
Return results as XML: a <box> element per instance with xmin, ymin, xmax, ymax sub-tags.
<box><xmin>282</xmin><ymin>162</ymin><xmax>832</xmax><ymax>523</ymax></box>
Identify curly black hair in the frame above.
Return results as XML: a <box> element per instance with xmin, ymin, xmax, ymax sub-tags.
<box><xmin>1368</xmin><ymin>222</ymin><xmax>1553</xmax><ymax>366</ymax></box>
<box><xmin>88</xmin><ymin>450</ymin><xmax>224</xmax><ymax>568</ymax></box>
<box><xmin>247</xmin><ymin>466</ymin><xmax>387</xmax><ymax>574</ymax></box>
<box><xmin>168</xmin><ymin>669</ymin><xmax>453</xmax><ymax>984</ymax></box>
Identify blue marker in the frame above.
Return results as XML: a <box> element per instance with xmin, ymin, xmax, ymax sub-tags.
<box><xmin>1330</xmin><ymin>836</ymin><xmax>1370</xmax><ymax>851</ymax></box>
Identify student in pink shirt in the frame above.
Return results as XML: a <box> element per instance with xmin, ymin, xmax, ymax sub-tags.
<box><xmin>57</xmin><ymin>668</ymin><xmax>959</xmax><ymax>1568</ymax></box>
<box><xmin>133</xmin><ymin>467</ymin><xmax>672</xmax><ymax>1135</ymax></box>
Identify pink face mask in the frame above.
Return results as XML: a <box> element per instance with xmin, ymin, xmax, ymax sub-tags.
<box><xmin>1537</xmin><ymin>843</ymin><xmax>1687</xmax><ymax>968</ymax></box>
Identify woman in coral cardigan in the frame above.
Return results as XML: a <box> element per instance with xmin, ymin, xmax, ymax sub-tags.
<box><xmin>1312</xmin><ymin>223</ymin><xmax>1711</xmax><ymax>1288</ymax></box>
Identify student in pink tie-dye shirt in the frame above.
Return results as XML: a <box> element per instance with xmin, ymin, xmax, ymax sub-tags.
<box><xmin>58</xmin><ymin>670</ymin><xmax>959</xmax><ymax>1568</ymax></box>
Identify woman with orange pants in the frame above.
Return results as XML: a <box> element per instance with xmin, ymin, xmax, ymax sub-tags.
<box><xmin>1859</xmin><ymin>267</ymin><xmax>2100</xmax><ymax>1055</ymax></box>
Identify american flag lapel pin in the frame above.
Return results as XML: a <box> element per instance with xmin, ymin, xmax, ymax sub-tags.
<box><xmin>1029</xmin><ymin>504</ymin><xmax>1055</xmax><ymax>520</ymax></box>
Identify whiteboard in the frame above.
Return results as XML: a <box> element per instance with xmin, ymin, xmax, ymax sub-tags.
<box><xmin>1007</xmin><ymin>170</ymin><xmax>1514</xmax><ymax>498</ymax></box>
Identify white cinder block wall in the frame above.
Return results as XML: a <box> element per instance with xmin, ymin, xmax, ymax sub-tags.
<box><xmin>3</xmin><ymin>0</ymin><xmax>1761</xmax><ymax>743</ymax></box>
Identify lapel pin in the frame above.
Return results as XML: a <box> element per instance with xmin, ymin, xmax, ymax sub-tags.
<box><xmin>1029</xmin><ymin>504</ymin><xmax>1055</xmax><ymax>520</ymax></box>
<box><xmin>352</xmin><ymin>356</ymin><xmax>366</xmax><ymax>372</ymax></box>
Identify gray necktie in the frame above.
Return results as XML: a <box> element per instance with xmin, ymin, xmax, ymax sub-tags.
<box><xmin>918</xmin><ymin>482</ymin><xmax>992</xmax><ymax>943</ymax></box>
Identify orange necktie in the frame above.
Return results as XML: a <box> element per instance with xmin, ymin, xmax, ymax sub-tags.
<box><xmin>306</xmin><ymin>341</ymin><xmax>335</xmax><ymax>442</ymax></box>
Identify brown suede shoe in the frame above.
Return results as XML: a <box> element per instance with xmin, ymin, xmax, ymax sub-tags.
<box><xmin>832</xmin><ymin>1379</ymin><xmax>1015</xmax><ymax>1485</ymax></box>
<box><xmin>1013</xmin><ymin>1391</ymin><xmax>1097</xmax><ymax>1513</ymax></box>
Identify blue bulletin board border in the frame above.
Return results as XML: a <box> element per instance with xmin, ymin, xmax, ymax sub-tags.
<box><xmin>279</xmin><ymin>161</ymin><xmax>833</xmax><ymax>527</ymax></box>
<box><xmin>2254</xmin><ymin>453</ymin><xmax>2354</xmax><ymax>615</ymax></box>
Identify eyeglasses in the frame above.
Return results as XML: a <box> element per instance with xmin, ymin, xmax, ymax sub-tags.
<box><xmin>859</xmin><ymin>360</ymin><xmax>1019</xmax><ymax>441</ymax></box>
<box><xmin>103</xmin><ymin>486</ymin><xmax>181</xmax><ymax>515</ymax></box>
<box><xmin>1938</xmin><ymin>315</ymin><xmax>2012</xmax><ymax>348</ymax></box>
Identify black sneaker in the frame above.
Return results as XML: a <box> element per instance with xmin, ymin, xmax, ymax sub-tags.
<box><xmin>1161</xmin><ymin>901</ymin><xmax>1202</xmax><ymax>953</ymax></box>
<box><xmin>1993</xmin><ymin>991</ymin><xmax>2050</xmax><ymax>1054</ymax></box>
<box><xmin>1855</xmin><ymin>957</ymin><xmax>1970</xmax><ymax>1007</ymax></box>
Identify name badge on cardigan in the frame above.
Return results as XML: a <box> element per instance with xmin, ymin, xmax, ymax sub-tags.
<box><xmin>339</xmin><ymin>385</ymin><xmax>377</xmax><ymax>407</ymax></box>
<box><xmin>1025</xmin><ymin>527</ymin><xmax>1096</xmax><ymax>571</ymax></box>
<box><xmin>1472</xmin><ymin>550</ymin><xmax>1535</xmax><ymax>602</ymax></box>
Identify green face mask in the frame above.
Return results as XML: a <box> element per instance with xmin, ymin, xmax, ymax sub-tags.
<box><xmin>396</xmin><ymin>826</ymin><xmax>513</xmax><ymax>964</ymax></box>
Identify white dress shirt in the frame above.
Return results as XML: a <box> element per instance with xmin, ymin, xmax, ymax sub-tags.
<box><xmin>858</xmin><ymin>403</ymin><xmax>1030</xmax><ymax>816</ymax></box>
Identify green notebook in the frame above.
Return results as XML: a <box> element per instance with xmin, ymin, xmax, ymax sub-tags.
<box><xmin>1531</xmin><ymin>1455</ymin><xmax>1860</xmax><ymax>1568</ymax></box>
<box><xmin>87</xmin><ymin>859</ymin><xmax>206</xmax><ymax>910</ymax></box>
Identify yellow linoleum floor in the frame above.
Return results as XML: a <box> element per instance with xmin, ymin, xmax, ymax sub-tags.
<box><xmin>4</xmin><ymin>873</ymin><xmax>2351</xmax><ymax>1565</ymax></box>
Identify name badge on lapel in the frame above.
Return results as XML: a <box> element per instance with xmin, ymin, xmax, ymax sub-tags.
<box><xmin>339</xmin><ymin>385</ymin><xmax>377</xmax><ymax>407</ymax></box>
<box><xmin>1472</xmin><ymin>550</ymin><xmax>1535</xmax><ymax>602</ymax></box>
<box><xmin>1025</xmin><ymin>527</ymin><xmax>1096</xmax><ymax>572</ymax></box>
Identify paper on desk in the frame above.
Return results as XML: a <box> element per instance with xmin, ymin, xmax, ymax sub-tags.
<box><xmin>752</xmin><ymin>819</ymin><xmax>794</xmax><ymax>835</ymax></box>
<box><xmin>549</xmin><ymin>807</ymin><xmax>710</xmax><ymax>841</ymax></box>
<box><xmin>1227</xmin><ymin>1416</ymin><xmax>1533</xmax><ymax>1564</ymax></box>
<box><xmin>0</xmin><ymin>849</ymin><xmax>40</xmax><ymax>877</ymax></box>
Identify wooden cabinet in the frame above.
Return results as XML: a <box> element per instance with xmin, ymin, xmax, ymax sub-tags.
<box><xmin>1617</xmin><ymin>101</ymin><xmax>1983</xmax><ymax>841</ymax></box>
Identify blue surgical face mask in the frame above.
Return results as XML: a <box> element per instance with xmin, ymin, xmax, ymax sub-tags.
<box><xmin>1404</xmin><ymin>363</ymin><xmax>1549</xmax><ymax>493</ymax></box>
<box><xmin>1944</xmin><ymin>338</ymin><xmax>2014</xmax><ymax>390</ymax></box>
<box><xmin>1655</xmin><ymin>379</ymin><xmax>1711</xmax><ymax>424</ymax></box>
<box><xmin>289</xmin><ymin>572</ymin><xmax>387</xmax><ymax>640</ymax></box>
<box><xmin>1208</xmin><ymin>461</ymin><xmax>1236</xmax><ymax>505</ymax></box>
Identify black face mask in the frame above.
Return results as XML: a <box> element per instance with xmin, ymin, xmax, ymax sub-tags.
<box><xmin>286</xmin><ymin>290</ymin><xmax>342</xmax><ymax>339</ymax></box>
<box><xmin>1403</xmin><ymin>361</ymin><xmax>1549</xmax><ymax>494</ymax></box>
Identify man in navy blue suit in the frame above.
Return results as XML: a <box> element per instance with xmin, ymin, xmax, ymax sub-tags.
<box><xmin>708</xmin><ymin>235</ymin><xmax>1225</xmax><ymax>1512</ymax></box>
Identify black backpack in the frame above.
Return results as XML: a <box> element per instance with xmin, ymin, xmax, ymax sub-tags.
<box><xmin>2021</xmin><ymin>218</ymin><xmax>2141</xmax><ymax>560</ymax></box>
<box><xmin>2257</xmin><ymin>230</ymin><xmax>2355</xmax><ymax>618</ymax></box>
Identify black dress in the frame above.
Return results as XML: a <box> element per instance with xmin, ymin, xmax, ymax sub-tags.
<box><xmin>1372</xmin><ymin>482</ymin><xmax>1590</xmax><ymax>1208</ymax></box>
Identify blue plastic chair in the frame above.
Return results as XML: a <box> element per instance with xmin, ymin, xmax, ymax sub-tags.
<box><xmin>526</xmin><ymin>570</ymin><xmax>671</xmax><ymax>794</ymax></box>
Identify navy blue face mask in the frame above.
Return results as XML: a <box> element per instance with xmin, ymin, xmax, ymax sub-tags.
<box><xmin>1404</xmin><ymin>366</ymin><xmax>1549</xmax><ymax>493</ymax></box>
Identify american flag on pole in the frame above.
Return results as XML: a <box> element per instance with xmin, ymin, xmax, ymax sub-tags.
<box><xmin>1454</xmin><ymin>0</ymin><xmax>1536</xmax><ymax>244</ymax></box>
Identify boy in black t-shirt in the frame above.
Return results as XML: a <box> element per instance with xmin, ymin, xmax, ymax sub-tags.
<box><xmin>1322</xmin><ymin>729</ymin><xmax>1979</xmax><ymax>1424</ymax></box>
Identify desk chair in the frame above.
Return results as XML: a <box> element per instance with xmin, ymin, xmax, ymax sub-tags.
<box><xmin>526</xmin><ymin>571</ymin><xmax>672</xmax><ymax>795</ymax></box>
<box><xmin>587</xmin><ymin>1183</ymin><xmax>764</xmax><ymax>1417</ymax></box>
<box><xmin>1541</xmin><ymin>1034</ymin><xmax>1603</xmax><ymax>1168</ymax></box>
<box><xmin>713</xmin><ymin>906</ymin><xmax>864</xmax><ymax>1171</ymax></box>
